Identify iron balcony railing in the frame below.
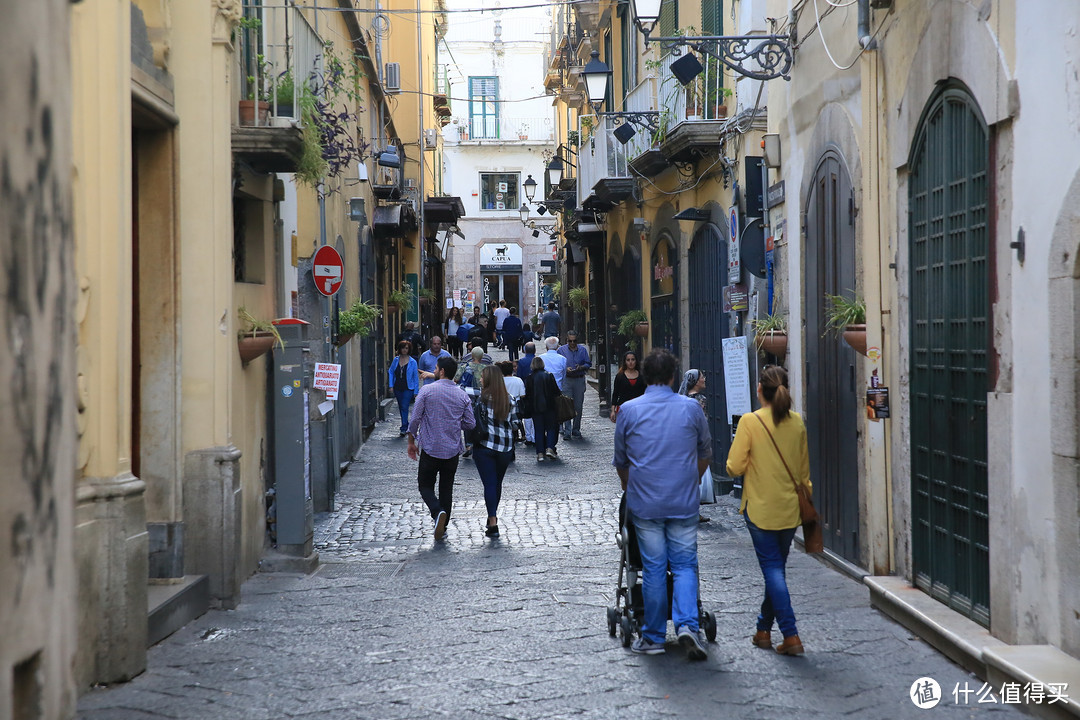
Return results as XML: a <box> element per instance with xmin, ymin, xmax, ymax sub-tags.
<box><xmin>237</xmin><ymin>3</ymin><xmax>323</xmax><ymax>124</ymax></box>
<box><xmin>577</xmin><ymin>115</ymin><xmax>631</xmax><ymax>205</ymax></box>
<box><xmin>450</xmin><ymin>116</ymin><xmax>555</xmax><ymax>142</ymax></box>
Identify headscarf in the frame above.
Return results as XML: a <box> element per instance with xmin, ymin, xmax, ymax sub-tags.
<box><xmin>678</xmin><ymin>369</ymin><xmax>702</xmax><ymax>396</ymax></box>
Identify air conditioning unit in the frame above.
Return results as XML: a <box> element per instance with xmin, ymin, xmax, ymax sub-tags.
<box><xmin>384</xmin><ymin>62</ymin><xmax>401</xmax><ymax>93</ymax></box>
<box><xmin>423</xmin><ymin>129</ymin><xmax>438</xmax><ymax>149</ymax></box>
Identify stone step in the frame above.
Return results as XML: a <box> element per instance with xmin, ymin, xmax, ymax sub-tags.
<box><xmin>147</xmin><ymin>575</ymin><xmax>209</xmax><ymax>647</ymax></box>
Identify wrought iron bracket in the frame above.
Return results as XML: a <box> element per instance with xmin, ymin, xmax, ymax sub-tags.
<box><xmin>646</xmin><ymin>34</ymin><xmax>793</xmax><ymax>82</ymax></box>
<box><xmin>596</xmin><ymin>111</ymin><xmax>661</xmax><ymax>133</ymax></box>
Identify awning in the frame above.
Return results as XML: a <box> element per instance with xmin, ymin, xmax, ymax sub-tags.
<box><xmin>373</xmin><ymin>203</ymin><xmax>418</xmax><ymax>240</ymax></box>
<box><xmin>425</xmin><ymin>196</ymin><xmax>465</xmax><ymax>223</ymax></box>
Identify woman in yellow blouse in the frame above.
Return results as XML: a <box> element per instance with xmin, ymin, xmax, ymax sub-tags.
<box><xmin>726</xmin><ymin>365</ymin><xmax>811</xmax><ymax>656</ymax></box>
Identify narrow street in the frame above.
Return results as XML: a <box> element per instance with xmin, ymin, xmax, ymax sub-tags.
<box><xmin>77</xmin><ymin>355</ymin><xmax>1022</xmax><ymax>719</ymax></box>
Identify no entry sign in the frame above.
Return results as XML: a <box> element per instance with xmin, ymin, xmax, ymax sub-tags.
<box><xmin>313</xmin><ymin>246</ymin><xmax>344</xmax><ymax>297</ymax></box>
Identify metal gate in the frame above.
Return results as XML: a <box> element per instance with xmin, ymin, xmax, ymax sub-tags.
<box><xmin>688</xmin><ymin>224</ymin><xmax>730</xmax><ymax>471</ymax></box>
<box><xmin>805</xmin><ymin>151</ymin><xmax>860</xmax><ymax>562</ymax></box>
<box><xmin>908</xmin><ymin>84</ymin><xmax>990</xmax><ymax>626</ymax></box>
<box><xmin>359</xmin><ymin>228</ymin><xmax>378</xmax><ymax>431</ymax></box>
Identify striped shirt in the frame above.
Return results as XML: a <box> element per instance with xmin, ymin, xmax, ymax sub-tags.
<box><xmin>408</xmin><ymin>379</ymin><xmax>476</xmax><ymax>459</ymax></box>
<box><xmin>475</xmin><ymin>397</ymin><xmax>520</xmax><ymax>453</ymax></box>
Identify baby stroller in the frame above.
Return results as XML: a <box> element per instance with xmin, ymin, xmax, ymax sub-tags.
<box><xmin>606</xmin><ymin>494</ymin><xmax>717</xmax><ymax>647</ymax></box>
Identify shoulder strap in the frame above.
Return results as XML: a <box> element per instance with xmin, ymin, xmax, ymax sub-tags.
<box><xmin>753</xmin><ymin>412</ymin><xmax>802</xmax><ymax>494</ymax></box>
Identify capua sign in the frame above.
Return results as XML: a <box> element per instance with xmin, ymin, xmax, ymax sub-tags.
<box><xmin>480</xmin><ymin>243</ymin><xmax>523</xmax><ymax>266</ymax></box>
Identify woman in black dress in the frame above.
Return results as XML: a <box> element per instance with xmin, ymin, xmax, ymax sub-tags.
<box><xmin>609</xmin><ymin>350</ymin><xmax>645</xmax><ymax>422</ymax></box>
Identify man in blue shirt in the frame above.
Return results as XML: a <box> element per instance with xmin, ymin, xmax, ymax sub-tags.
<box><xmin>541</xmin><ymin>302</ymin><xmax>561</xmax><ymax>340</ymax></box>
<box><xmin>613</xmin><ymin>349</ymin><xmax>712</xmax><ymax>660</ymax></box>
<box><xmin>417</xmin><ymin>335</ymin><xmax>451</xmax><ymax>387</ymax></box>
<box><xmin>539</xmin><ymin>336</ymin><xmax>567</xmax><ymax>390</ymax></box>
<box><xmin>557</xmin><ymin>330</ymin><xmax>591</xmax><ymax>438</ymax></box>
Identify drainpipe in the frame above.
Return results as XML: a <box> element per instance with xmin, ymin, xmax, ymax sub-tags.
<box><xmin>857</xmin><ymin>0</ymin><xmax>877</xmax><ymax>49</ymax></box>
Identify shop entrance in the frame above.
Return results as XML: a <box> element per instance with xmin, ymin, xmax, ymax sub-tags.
<box><xmin>483</xmin><ymin>273</ymin><xmax>520</xmax><ymax>313</ymax></box>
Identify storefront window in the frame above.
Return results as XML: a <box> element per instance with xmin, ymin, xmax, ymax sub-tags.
<box><xmin>480</xmin><ymin>172</ymin><xmax>519</xmax><ymax>211</ymax></box>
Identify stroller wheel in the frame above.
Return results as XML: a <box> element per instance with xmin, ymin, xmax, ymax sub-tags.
<box><xmin>607</xmin><ymin>607</ymin><xmax>618</xmax><ymax>637</ymax></box>
<box><xmin>703</xmin><ymin>610</ymin><xmax>717</xmax><ymax>643</ymax></box>
<box><xmin>619</xmin><ymin>617</ymin><xmax>634</xmax><ymax>647</ymax></box>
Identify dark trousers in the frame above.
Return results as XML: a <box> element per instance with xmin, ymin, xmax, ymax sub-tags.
<box><xmin>532</xmin><ymin>410</ymin><xmax>559</xmax><ymax>453</ymax></box>
<box><xmin>418</xmin><ymin>451</ymin><xmax>460</xmax><ymax>520</ymax></box>
<box><xmin>472</xmin><ymin>445</ymin><xmax>513</xmax><ymax>517</ymax></box>
<box><xmin>506</xmin><ymin>338</ymin><xmax>520</xmax><ymax>361</ymax></box>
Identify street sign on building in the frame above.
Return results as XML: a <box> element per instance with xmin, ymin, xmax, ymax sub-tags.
<box><xmin>728</xmin><ymin>206</ymin><xmax>741</xmax><ymax>284</ymax></box>
<box><xmin>313</xmin><ymin>246</ymin><xmax>344</xmax><ymax>297</ymax></box>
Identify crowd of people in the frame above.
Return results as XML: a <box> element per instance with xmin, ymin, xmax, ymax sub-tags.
<box><xmin>391</xmin><ymin>302</ymin><xmax>813</xmax><ymax>664</ymax></box>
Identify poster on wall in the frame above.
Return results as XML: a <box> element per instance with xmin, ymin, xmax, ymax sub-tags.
<box><xmin>722</xmin><ymin>336</ymin><xmax>753</xmax><ymax>422</ymax></box>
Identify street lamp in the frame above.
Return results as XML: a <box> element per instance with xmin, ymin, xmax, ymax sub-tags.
<box><xmin>523</xmin><ymin>174</ymin><xmax>537</xmax><ymax>202</ymax></box>
<box><xmin>546</xmin><ymin>155</ymin><xmax>564</xmax><ymax>187</ymax></box>
<box><xmin>519</xmin><ymin>203</ymin><xmax>530</xmax><ymax>225</ymax></box>
<box><xmin>630</xmin><ymin>0</ymin><xmax>662</xmax><ymax>37</ymax></box>
<box><xmin>582</xmin><ymin>50</ymin><xmax>612</xmax><ymax>110</ymax></box>
<box><xmin>377</xmin><ymin>146</ymin><xmax>401</xmax><ymax>168</ymax></box>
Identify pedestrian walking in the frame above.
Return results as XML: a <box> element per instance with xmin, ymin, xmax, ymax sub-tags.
<box><xmin>468</xmin><ymin>316</ymin><xmax>490</xmax><ymax>352</ymax></box>
<box><xmin>397</xmin><ymin>321</ymin><xmax>424</xmax><ymax>358</ymax></box>
<box><xmin>388</xmin><ymin>340</ymin><xmax>419</xmax><ymax>436</ymax></box>
<box><xmin>521</xmin><ymin>322</ymin><xmax>536</xmax><ymax>348</ymax></box>
<box><xmin>539</xmin><ymin>336</ymin><xmax>567</xmax><ymax>390</ymax></box>
<box><xmin>493</xmin><ymin>300</ymin><xmax>510</xmax><ymax>348</ymax></box>
<box><xmin>456</xmin><ymin>316</ymin><xmax>475</xmax><ymax>353</ymax></box>
<box><xmin>725</xmin><ymin>364</ymin><xmax>811</xmax><ymax>656</ymax></box>
<box><xmin>612</xmin><ymin>349</ymin><xmax>712</xmax><ymax>660</ymax></box>
<box><xmin>455</xmin><ymin>346</ymin><xmax>489</xmax><ymax>457</ymax></box>
<box><xmin>523</xmin><ymin>355</ymin><xmax>560</xmax><ymax>461</ymax></box>
<box><xmin>502</xmin><ymin>307</ymin><xmax>523</xmax><ymax>361</ymax></box>
<box><xmin>406</xmin><ymin>356</ymin><xmax>476</xmax><ymax>541</ymax></box>
<box><xmin>609</xmin><ymin>350</ymin><xmax>645</xmax><ymax>422</ymax></box>
<box><xmin>679</xmin><ymin>369</ymin><xmax>714</xmax><ymax>519</ymax></box>
<box><xmin>445</xmin><ymin>307</ymin><xmax>464</xmax><ymax>358</ymax></box>
<box><xmin>540</xmin><ymin>302</ymin><xmax>562</xmax><ymax>340</ymax></box>
<box><xmin>516</xmin><ymin>342</ymin><xmax>537</xmax><ymax>445</ymax></box>
<box><xmin>472</xmin><ymin>365</ymin><xmax>520</xmax><ymax>537</ymax></box>
<box><xmin>418</xmin><ymin>335</ymin><xmax>451</xmax><ymax>387</ymax></box>
<box><xmin>499</xmin><ymin>360</ymin><xmax>526</xmax><ymax>442</ymax></box>
<box><xmin>557</xmin><ymin>330</ymin><xmax>591</xmax><ymax>438</ymax></box>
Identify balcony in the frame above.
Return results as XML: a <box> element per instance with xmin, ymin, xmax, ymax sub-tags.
<box><xmin>577</xmin><ymin>116</ymin><xmax>635</xmax><ymax>212</ymax></box>
<box><xmin>448</xmin><ymin>116</ymin><xmax>555</xmax><ymax>144</ymax></box>
<box><xmin>626</xmin><ymin>52</ymin><xmax>733</xmax><ymax>177</ymax></box>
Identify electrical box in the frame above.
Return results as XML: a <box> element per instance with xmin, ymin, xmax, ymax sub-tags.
<box><xmin>384</xmin><ymin>62</ymin><xmax>401</xmax><ymax>93</ymax></box>
<box><xmin>424</xmin><ymin>128</ymin><xmax>439</xmax><ymax>149</ymax></box>
<box><xmin>270</xmin><ymin>319</ymin><xmax>313</xmax><ymax>557</ymax></box>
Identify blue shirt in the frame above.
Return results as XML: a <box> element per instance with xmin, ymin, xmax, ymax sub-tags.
<box><xmin>613</xmin><ymin>385</ymin><xmax>712</xmax><ymax>520</ymax></box>
<box><xmin>516</xmin><ymin>353</ymin><xmax>536</xmax><ymax>380</ymax></box>
<box><xmin>418</xmin><ymin>348</ymin><xmax>450</xmax><ymax>377</ymax></box>
<box><xmin>541</xmin><ymin>310</ymin><xmax>561</xmax><ymax>338</ymax></box>
<box><xmin>540</xmin><ymin>350</ymin><xmax>567</xmax><ymax>390</ymax></box>
<box><xmin>557</xmin><ymin>343</ymin><xmax>591</xmax><ymax>377</ymax></box>
<box><xmin>502</xmin><ymin>315</ymin><xmax>523</xmax><ymax>340</ymax></box>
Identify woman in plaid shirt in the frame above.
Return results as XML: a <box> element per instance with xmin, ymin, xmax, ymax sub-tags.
<box><xmin>473</xmin><ymin>365</ymin><xmax>520</xmax><ymax>537</ymax></box>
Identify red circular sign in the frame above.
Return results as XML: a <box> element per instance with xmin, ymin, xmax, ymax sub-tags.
<box><xmin>313</xmin><ymin>246</ymin><xmax>344</xmax><ymax>297</ymax></box>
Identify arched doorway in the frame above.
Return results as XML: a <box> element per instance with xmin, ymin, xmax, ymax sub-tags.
<box><xmin>688</xmin><ymin>223</ymin><xmax>730</xmax><ymax>471</ymax></box>
<box><xmin>908</xmin><ymin>82</ymin><xmax>990</xmax><ymax>626</ymax></box>
<box><xmin>805</xmin><ymin>150</ymin><xmax>860</xmax><ymax>563</ymax></box>
<box><xmin>650</xmin><ymin>236</ymin><xmax>679</xmax><ymax>355</ymax></box>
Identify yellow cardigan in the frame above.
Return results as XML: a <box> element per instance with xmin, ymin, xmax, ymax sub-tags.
<box><xmin>725</xmin><ymin>408</ymin><xmax>811</xmax><ymax>531</ymax></box>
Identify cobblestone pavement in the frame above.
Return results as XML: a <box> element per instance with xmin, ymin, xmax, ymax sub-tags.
<box><xmin>78</xmin><ymin>350</ymin><xmax>1023</xmax><ymax>719</ymax></box>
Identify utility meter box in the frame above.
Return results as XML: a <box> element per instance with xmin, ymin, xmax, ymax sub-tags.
<box><xmin>270</xmin><ymin>318</ymin><xmax>313</xmax><ymax>557</ymax></box>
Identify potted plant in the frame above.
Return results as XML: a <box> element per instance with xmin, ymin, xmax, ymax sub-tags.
<box><xmin>752</xmin><ymin>312</ymin><xmax>788</xmax><ymax>357</ymax></box>
<box><xmin>273</xmin><ymin>69</ymin><xmax>295</xmax><ymax>118</ymax></box>
<box><xmin>617</xmin><ymin>309</ymin><xmax>649</xmax><ymax>340</ymax></box>
<box><xmin>567</xmin><ymin>130</ymin><xmax>580</xmax><ymax>148</ymax></box>
<box><xmin>517</xmin><ymin>122</ymin><xmax>530</xmax><ymax>140</ymax></box>
<box><xmin>567</xmin><ymin>286</ymin><xmax>589</xmax><ymax>312</ymax></box>
<box><xmin>337</xmin><ymin>298</ymin><xmax>381</xmax><ymax>346</ymax></box>
<box><xmin>417</xmin><ymin>287</ymin><xmax>436</xmax><ymax>306</ymax></box>
<box><xmin>824</xmin><ymin>292</ymin><xmax>867</xmax><ymax>355</ymax></box>
<box><xmin>237</xmin><ymin>307</ymin><xmax>283</xmax><ymax>364</ymax></box>
<box><xmin>387</xmin><ymin>283</ymin><xmax>414</xmax><ymax>314</ymax></box>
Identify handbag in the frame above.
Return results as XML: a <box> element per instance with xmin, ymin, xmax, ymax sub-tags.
<box><xmin>699</xmin><ymin>466</ymin><xmax>715</xmax><ymax>504</ymax></box>
<box><xmin>753</xmin><ymin>414</ymin><xmax>824</xmax><ymax>553</ymax></box>
<box><xmin>467</xmin><ymin>398</ymin><xmax>489</xmax><ymax>445</ymax></box>
<box><xmin>556</xmin><ymin>394</ymin><xmax>576</xmax><ymax>423</ymax></box>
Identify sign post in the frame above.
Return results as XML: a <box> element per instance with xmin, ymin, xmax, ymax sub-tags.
<box><xmin>313</xmin><ymin>246</ymin><xmax>344</xmax><ymax>297</ymax></box>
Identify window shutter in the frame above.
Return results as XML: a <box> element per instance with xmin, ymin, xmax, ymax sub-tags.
<box><xmin>659</xmin><ymin>0</ymin><xmax>677</xmax><ymax>40</ymax></box>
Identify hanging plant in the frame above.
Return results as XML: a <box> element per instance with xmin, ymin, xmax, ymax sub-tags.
<box><xmin>237</xmin><ymin>307</ymin><xmax>283</xmax><ymax>364</ymax></box>
<box><xmin>617</xmin><ymin>309</ymin><xmax>648</xmax><ymax>339</ymax></box>
<box><xmin>387</xmin><ymin>283</ymin><xmax>414</xmax><ymax>312</ymax></box>
<box><xmin>824</xmin><ymin>292</ymin><xmax>868</xmax><ymax>356</ymax></box>
<box><xmin>751</xmin><ymin>313</ymin><xmax>788</xmax><ymax>357</ymax></box>
<box><xmin>567</xmin><ymin>286</ymin><xmax>589</xmax><ymax>312</ymax></box>
<box><xmin>337</xmin><ymin>298</ymin><xmax>381</xmax><ymax>345</ymax></box>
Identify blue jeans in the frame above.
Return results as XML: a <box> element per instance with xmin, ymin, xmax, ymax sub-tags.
<box><xmin>531</xmin><ymin>410</ymin><xmax>559</xmax><ymax>453</ymax></box>
<box><xmin>632</xmin><ymin>515</ymin><xmax>699</xmax><ymax>644</ymax></box>
<box><xmin>394</xmin><ymin>389</ymin><xmax>414</xmax><ymax>432</ymax></box>
<box><xmin>745</xmin><ymin>513</ymin><xmax>798</xmax><ymax>637</ymax></box>
<box><xmin>472</xmin><ymin>445</ymin><xmax>512</xmax><ymax>517</ymax></box>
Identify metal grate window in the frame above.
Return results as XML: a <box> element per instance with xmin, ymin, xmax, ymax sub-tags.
<box><xmin>908</xmin><ymin>83</ymin><xmax>990</xmax><ymax>627</ymax></box>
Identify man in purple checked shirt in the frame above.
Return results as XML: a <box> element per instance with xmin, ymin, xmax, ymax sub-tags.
<box><xmin>407</xmin><ymin>355</ymin><xmax>475</xmax><ymax>541</ymax></box>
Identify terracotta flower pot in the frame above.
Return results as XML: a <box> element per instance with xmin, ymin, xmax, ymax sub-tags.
<box><xmin>634</xmin><ymin>321</ymin><xmax>650</xmax><ymax>338</ymax></box>
<box><xmin>238</xmin><ymin>100</ymin><xmax>270</xmax><ymax>126</ymax></box>
<box><xmin>842</xmin><ymin>324</ymin><xmax>868</xmax><ymax>356</ymax></box>
<box><xmin>757</xmin><ymin>330</ymin><xmax>788</xmax><ymax>358</ymax></box>
<box><xmin>238</xmin><ymin>332</ymin><xmax>275</xmax><ymax>364</ymax></box>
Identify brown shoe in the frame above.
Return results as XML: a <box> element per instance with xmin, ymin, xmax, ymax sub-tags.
<box><xmin>752</xmin><ymin>631</ymin><xmax>772</xmax><ymax>649</ymax></box>
<box><xmin>775</xmin><ymin>635</ymin><xmax>804</xmax><ymax>656</ymax></box>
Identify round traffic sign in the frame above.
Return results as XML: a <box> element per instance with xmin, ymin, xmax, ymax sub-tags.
<box><xmin>313</xmin><ymin>245</ymin><xmax>344</xmax><ymax>297</ymax></box>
